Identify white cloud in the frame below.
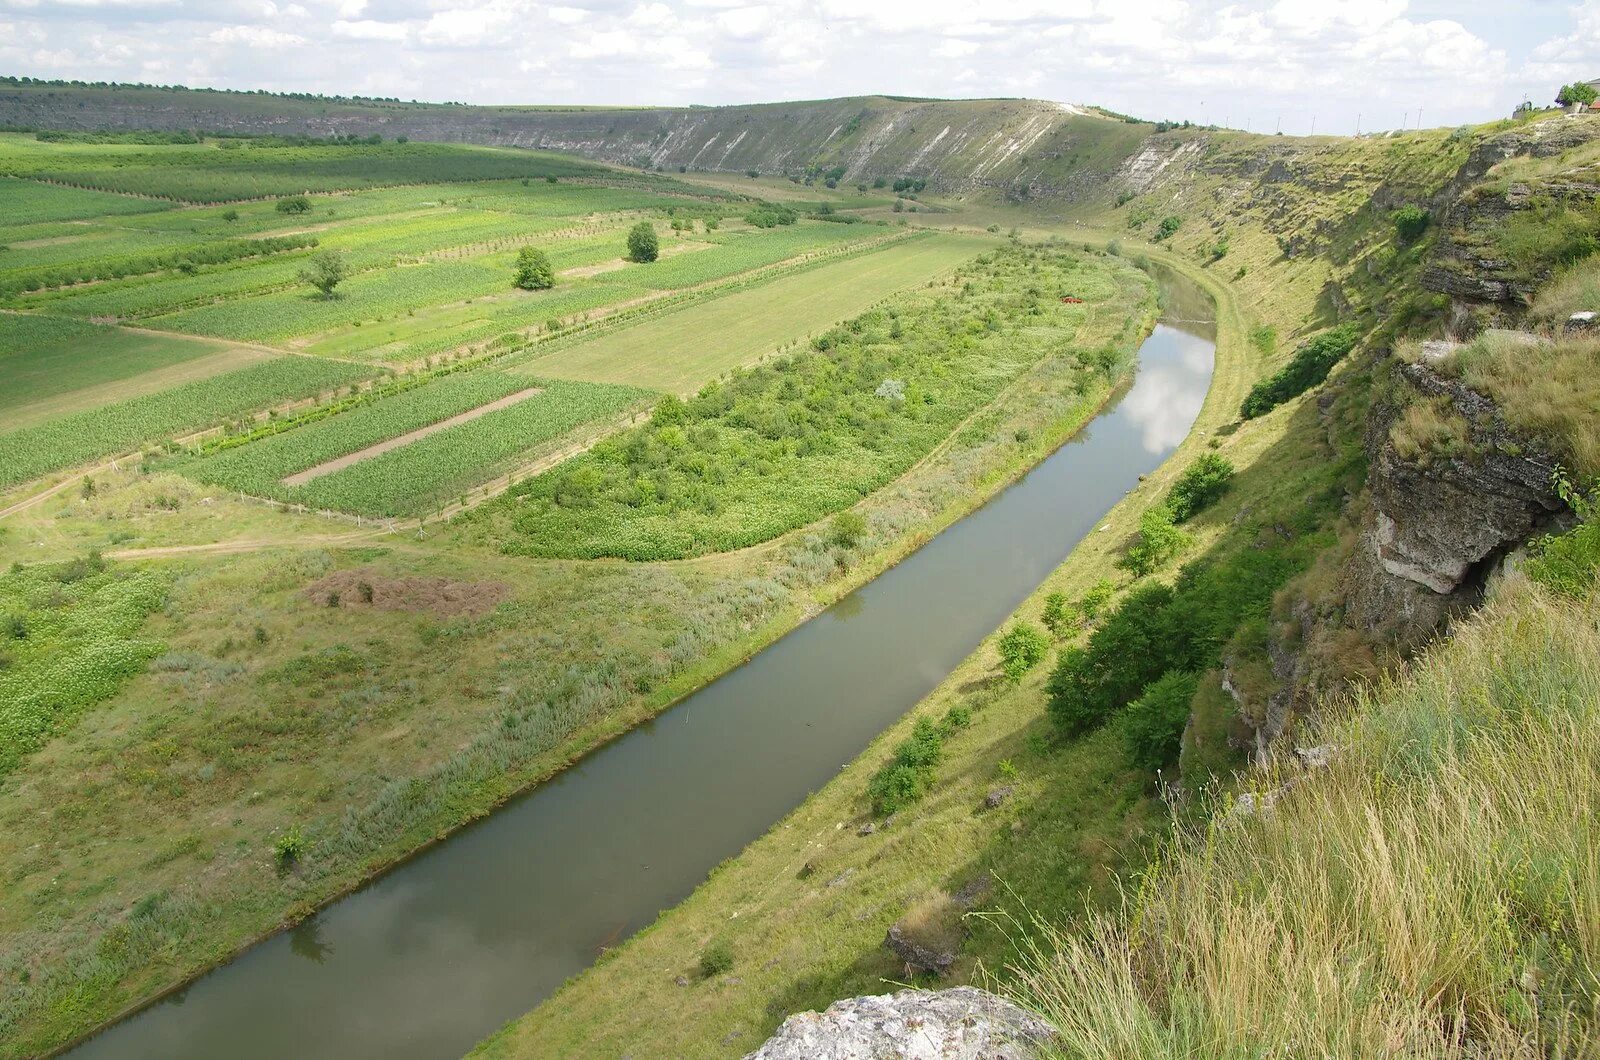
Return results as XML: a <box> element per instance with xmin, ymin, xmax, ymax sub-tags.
<box><xmin>205</xmin><ymin>23</ymin><xmax>304</xmax><ymax>46</ymax></box>
<box><xmin>332</xmin><ymin>17</ymin><xmax>408</xmax><ymax>40</ymax></box>
<box><xmin>0</xmin><ymin>0</ymin><xmax>1577</xmax><ymax>132</ymax></box>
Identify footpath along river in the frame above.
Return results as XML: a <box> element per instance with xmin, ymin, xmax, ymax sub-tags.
<box><xmin>70</xmin><ymin>277</ymin><xmax>1216</xmax><ymax>1059</ymax></box>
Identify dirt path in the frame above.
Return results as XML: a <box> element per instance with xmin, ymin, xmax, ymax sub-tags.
<box><xmin>281</xmin><ymin>386</ymin><xmax>545</xmax><ymax>486</ymax></box>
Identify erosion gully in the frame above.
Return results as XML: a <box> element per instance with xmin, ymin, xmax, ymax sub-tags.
<box><xmin>69</xmin><ymin>273</ymin><xmax>1216</xmax><ymax>1059</ymax></box>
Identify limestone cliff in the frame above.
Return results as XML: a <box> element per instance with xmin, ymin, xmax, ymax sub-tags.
<box><xmin>743</xmin><ymin>988</ymin><xmax>1056</xmax><ymax>1060</ymax></box>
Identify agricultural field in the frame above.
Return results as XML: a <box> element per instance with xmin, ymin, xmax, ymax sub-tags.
<box><xmin>0</xmin><ymin>314</ymin><xmax>275</xmax><ymax>428</ymax></box>
<box><xmin>483</xmin><ymin>243</ymin><xmax>1127</xmax><ymax>559</ymax></box>
<box><xmin>517</xmin><ymin>232</ymin><xmax>987</xmax><ymax>392</ymax></box>
<box><xmin>179</xmin><ymin>372</ymin><xmax>648</xmax><ymax>517</ymax></box>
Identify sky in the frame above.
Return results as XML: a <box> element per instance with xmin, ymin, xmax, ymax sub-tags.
<box><xmin>1</xmin><ymin>0</ymin><xmax>1596</xmax><ymax>133</ymax></box>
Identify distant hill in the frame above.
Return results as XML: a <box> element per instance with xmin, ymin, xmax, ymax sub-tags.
<box><xmin>0</xmin><ymin>83</ymin><xmax>1157</xmax><ymax>195</ymax></box>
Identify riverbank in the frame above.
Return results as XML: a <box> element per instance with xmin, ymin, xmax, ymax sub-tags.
<box><xmin>471</xmin><ymin>246</ymin><xmax>1259</xmax><ymax>1056</ymax></box>
<box><xmin>7</xmin><ymin>246</ymin><xmax>1159</xmax><ymax>1059</ymax></box>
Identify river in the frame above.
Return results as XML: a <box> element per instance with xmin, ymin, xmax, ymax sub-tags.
<box><xmin>69</xmin><ymin>275</ymin><xmax>1216</xmax><ymax>1059</ymax></box>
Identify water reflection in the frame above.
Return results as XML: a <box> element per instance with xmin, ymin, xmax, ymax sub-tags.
<box><xmin>1120</xmin><ymin>354</ymin><xmax>1209</xmax><ymax>453</ymax></box>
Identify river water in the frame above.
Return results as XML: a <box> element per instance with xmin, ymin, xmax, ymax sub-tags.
<box><xmin>70</xmin><ymin>282</ymin><xmax>1215</xmax><ymax>1060</ymax></box>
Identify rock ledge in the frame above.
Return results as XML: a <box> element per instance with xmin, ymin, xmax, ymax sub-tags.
<box><xmin>744</xmin><ymin>987</ymin><xmax>1057</xmax><ymax>1060</ymax></box>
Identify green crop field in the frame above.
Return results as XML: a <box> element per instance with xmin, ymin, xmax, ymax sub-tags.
<box><xmin>518</xmin><ymin>232</ymin><xmax>991</xmax><ymax>392</ymax></box>
<box><xmin>0</xmin><ymin>133</ymin><xmax>620</xmax><ymax>201</ymax></box>
<box><xmin>0</xmin><ymin>314</ymin><xmax>274</xmax><ymax>427</ymax></box>
<box><xmin>0</xmin><ymin>356</ymin><xmax>376</xmax><ymax>489</ymax></box>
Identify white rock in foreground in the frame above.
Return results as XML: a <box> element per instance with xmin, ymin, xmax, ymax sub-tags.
<box><xmin>743</xmin><ymin>986</ymin><xmax>1057</xmax><ymax>1060</ymax></box>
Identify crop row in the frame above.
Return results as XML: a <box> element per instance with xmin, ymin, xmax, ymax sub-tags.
<box><xmin>288</xmin><ymin>378</ymin><xmax>651</xmax><ymax>517</ymax></box>
<box><xmin>0</xmin><ymin>356</ymin><xmax>375</xmax><ymax>490</ymax></box>
<box><xmin>179</xmin><ymin>368</ymin><xmax>548</xmax><ymax>496</ymax></box>
<box><xmin>0</xmin><ymin>234</ymin><xmax>319</xmax><ymax>297</ymax></box>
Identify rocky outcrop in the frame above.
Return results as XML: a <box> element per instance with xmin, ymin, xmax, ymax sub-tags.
<box><xmin>1360</xmin><ymin>360</ymin><xmax>1564</xmax><ymax>606</ymax></box>
<box><xmin>744</xmin><ymin>988</ymin><xmax>1057</xmax><ymax>1060</ymax></box>
<box><xmin>1235</xmin><ymin>352</ymin><xmax>1568</xmax><ymax>755</ymax></box>
<box><xmin>1423</xmin><ymin>119</ymin><xmax>1600</xmax><ymax>315</ymax></box>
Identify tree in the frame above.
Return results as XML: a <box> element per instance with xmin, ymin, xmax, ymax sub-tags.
<box><xmin>298</xmin><ymin>249</ymin><xmax>348</xmax><ymax>299</ymax></box>
<box><xmin>221</xmin><ymin>208</ymin><xmax>239</xmax><ymax>222</ymax></box>
<box><xmin>512</xmin><ymin>246</ymin><xmax>555</xmax><ymax>290</ymax></box>
<box><xmin>626</xmin><ymin>221</ymin><xmax>659</xmax><ymax>263</ymax></box>
<box><xmin>1120</xmin><ymin>670</ymin><xmax>1200</xmax><ymax>770</ymax></box>
<box><xmin>1558</xmin><ymin>82</ymin><xmax>1598</xmax><ymax>107</ymax></box>
<box><xmin>746</xmin><ymin>168</ymin><xmax>759</xmax><ymax>178</ymax></box>
<box><xmin>275</xmin><ymin>194</ymin><xmax>312</xmax><ymax>215</ymax></box>
<box><xmin>997</xmin><ymin>622</ymin><xmax>1050</xmax><ymax>683</ymax></box>
<box><xmin>1041</xmin><ymin>592</ymin><xmax>1082</xmax><ymax>639</ymax></box>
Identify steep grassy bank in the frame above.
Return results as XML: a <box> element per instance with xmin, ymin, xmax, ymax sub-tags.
<box><xmin>1011</xmin><ymin>574</ymin><xmax>1600</xmax><ymax>1056</ymax></box>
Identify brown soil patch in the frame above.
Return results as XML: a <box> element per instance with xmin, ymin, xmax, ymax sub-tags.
<box><xmin>561</xmin><ymin>239</ymin><xmax>714</xmax><ymax>279</ymax></box>
<box><xmin>303</xmin><ymin>567</ymin><xmax>509</xmax><ymax>617</ymax></box>
<box><xmin>281</xmin><ymin>386</ymin><xmax>542</xmax><ymax>486</ymax></box>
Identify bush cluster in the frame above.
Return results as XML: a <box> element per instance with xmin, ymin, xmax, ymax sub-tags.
<box><xmin>1240</xmin><ymin>323</ymin><xmax>1360</xmax><ymax>419</ymax></box>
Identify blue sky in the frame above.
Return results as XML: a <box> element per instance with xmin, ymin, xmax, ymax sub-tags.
<box><xmin>1</xmin><ymin>0</ymin><xmax>1596</xmax><ymax>133</ymax></box>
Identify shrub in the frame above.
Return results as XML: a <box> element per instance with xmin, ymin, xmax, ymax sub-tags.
<box><xmin>1154</xmin><ymin>215</ymin><xmax>1183</xmax><ymax>241</ymax></box>
<box><xmin>1166</xmin><ymin>453</ymin><xmax>1235</xmax><ymax>522</ymax></box>
<box><xmin>275</xmin><ymin>194</ymin><xmax>312</xmax><ymax>214</ymax></box>
<box><xmin>1240</xmin><ymin>323</ymin><xmax>1360</xmax><ymax>419</ymax></box>
<box><xmin>744</xmin><ymin>203</ymin><xmax>798</xmax><ymax>228</ymax></box>
<box><xmin>1041</xmin><ymin>592</ymin><xmax>1081</xmax><ymax>639</ymax></box>
<box><xmin>1118</xmin><ymin>504</ymin><xmax>1191</xmax><ymax>577</ymax></box>
<box><xmin>625</xmin><ymin>221</ymin><xmax>659</xmax><ymax>263</ymax></box>
<box><xmin>831</xmin><ymin>511</ymin><xmax>868</xmax><ymax>548</ymax></box>
<box><xmin>998</xmin><ymin>622</ymin><xmax>1050</xmax><ymax>682</ymax></box>
<box><xmin>1392</xmin><ymin>205</ymin><xmax>1431</xmax><ymax>243</ymax></box>
<box><xmin>1120</xmin><ymin>670</ymin><xmax>1201</xmax><ymax>769</ymax></box>
<box><xmin>698</xmin><ymin>940</ymin><xmax>733</xmax><ymax>978</ymax></box>
<box><xmin>1080</xmin><ymin>579</ymin><xmax>1114</xmax><ymax>621</ymax></box>
<box><xmin>867</xmin><ymin>716</ymin><xmax>945</xmax><ymax>815</ymax></box>
<box><xmin>1558</xmin><ymin>81</ymin><xmax>1599</xmax><ymax>106</ymax></box>
<box><xmin>512</xmin><ymin>246</ymin><xmax>555</xmax><ymax>290</ymax></box>
<box><xmin>1527</xmin><ymin>477</ymin><xmax>1600</xmax><ymax>598</ymax></box>
<box><xmin>273</xmin><ymin>825</ymin><xmax>306</xmax><ymax>866</ymax></box>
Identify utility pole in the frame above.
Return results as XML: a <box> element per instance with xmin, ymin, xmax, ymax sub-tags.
<box><xmin>1416</xmin><ymin>106</ymin><xmax>1423</xmax><ymax>130</ymax></box>
<box><xmin>1310</xmin><ymin>114</ymin><xmax>1317</xmax><ymax>136</ymax></box>
<box><xmin>1356</xmin><ymin>112</ymin><xmax>1361</xmax><ymax>136</ymax></box>
<box><xmin>1275</xmin><ymin>116</ymin><xmax>1281</xmax><ymax>134</ymax></box>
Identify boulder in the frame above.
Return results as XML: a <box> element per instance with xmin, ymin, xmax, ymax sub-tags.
<box><xmin>743</xmin><ymin>987</ymin><xmax>1058</xmax><ymax>1060</ymax></box>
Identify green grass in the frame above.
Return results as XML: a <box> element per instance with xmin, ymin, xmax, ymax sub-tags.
<box><xmin>490</xmin><ymin>244</ymin><xmax>1129</xmax><ymax>559</ymax></box>
<box><xmin>518</xmin><ymin>233</ymin><xmax>989</xmax><ymax>392</ymax></box>
<box><xmin>1010</xmin><ymin>578</ymin><xmax>1600</xmax><ymax>1057</ymax></box>
<box><xmin>0</xmin><ymin>356</ymin><xmax>376</xmax><ymax>489</ymax></box>
<box><xmin>0</xmin><ymin>557</ymin><xmax>170</xmax><ymax>777</ymax></box>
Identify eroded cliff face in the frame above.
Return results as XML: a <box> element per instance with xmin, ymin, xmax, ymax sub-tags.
<box><xmin>1231</xmin><ymin>354</ymin><xmax>1567</xmax><ymax>755</ymax></box>
<box><xmin>1424</xmin><ymin>119</ymin><xmax>1600</xmax><ymax>317</ymax></box>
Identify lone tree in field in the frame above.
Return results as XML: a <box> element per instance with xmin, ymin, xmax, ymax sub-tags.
<box><xmin>299</xmin><ymin>249</ymin><xmax>348</xmax><ymax>299</ymax></box>
<box><xmin>513</xmin><ymin>246</ymin><xmax>556</xmax><ymax>290</ymax></box>
<box><xmin>626</xmin><ymin>221</ymin><xmax>659</xmax><ymax>264</ymax></box>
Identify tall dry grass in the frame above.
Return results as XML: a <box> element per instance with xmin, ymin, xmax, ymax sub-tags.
<box><xmin>1008</xmin><ymin>577</ymin><xmax>1600</xmax><ymax>1058</ymax></box>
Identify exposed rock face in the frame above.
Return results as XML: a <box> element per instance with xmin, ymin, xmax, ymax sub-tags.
<box><xmin>1234</xmin><ymin>354</ymin><xmax>1568</xmax><ymax>756</ymax></box>
<box><xmin>1423</xmin><ymin>120</ymin><xmax>1600</xmax><ymax>315</ymax></box>
<box><xmin>1361</xmin><ymin>361</ymin><xmax>1563</xmax><ymax>605</ymax></box>
<box><xmin>744</xmin><ymin>988</ymin><xmax>1057</xmax><ymax>1060</ymax></box>
<box><xmin>886</xmin><ymin>922</ymin><xmax>957</xmax><ymax>977</ymax></box>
